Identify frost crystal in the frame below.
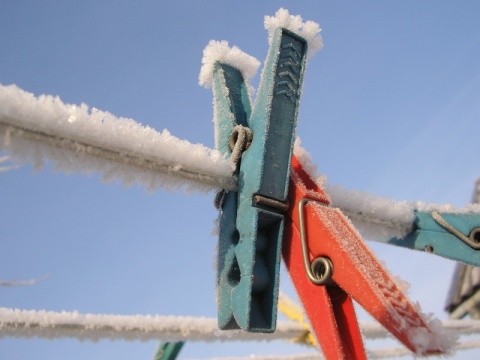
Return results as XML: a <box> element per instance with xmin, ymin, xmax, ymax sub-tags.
<box><xmin>198</xmin><ymin>40</ymin><xmax>261</xmax><ymax>90</ymax></box>
<box><xmin>264</xmin><ymin>8</ymin><xmax>323</xmax><ymax>58</ymax></box>
<box><xmin>0</xmin><ymin>83</ymin><xmax>233</xmax><ymax>193</ymax></box>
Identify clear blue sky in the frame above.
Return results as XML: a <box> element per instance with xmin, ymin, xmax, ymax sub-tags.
<box><xmin>1</xmin><ymin>1</ymin><xmax>480</xmax><ymax>359</ymax></box>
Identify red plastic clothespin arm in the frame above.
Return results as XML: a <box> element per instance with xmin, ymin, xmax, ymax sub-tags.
<box><xmin>282</xmin><ymin>155</ymin><xmax>445</xmax><ymax>359</ymax></box>
<box><xmin>282</xmin><ymin>156</ymin><xmax>366</xmax><ymax>359</ymax></box>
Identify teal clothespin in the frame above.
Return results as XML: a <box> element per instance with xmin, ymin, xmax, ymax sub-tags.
<box><xmin>153</xmin><ymin>341</ymin><xmax>184</xmax><ymax>360</ymax></box>
<box><xmin>386</xmin><ymin>211</ymin><xmax>480</xmax><ymax>266</ymax></box>
<box><xmin>212</xmin><ymin>28</ymin><xmax>308</xmax><ymax>332</ymax></box>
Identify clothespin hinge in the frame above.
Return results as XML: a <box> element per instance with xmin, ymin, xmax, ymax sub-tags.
<box><xmin>432</xmin><ymin>211</ymin><xmax>480</xmax><ymax>250</ymax></box>
<box><xmin>298</xmin><ymin>197</ymin><xmax>333</xmax><ymax>285</ymax></box>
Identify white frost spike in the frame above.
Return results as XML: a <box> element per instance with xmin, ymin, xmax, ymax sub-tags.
<box><xmin>407</xmin><ymin>315</ymin><xmax>458</xmax><ymax>355</ymax></box>
<box><xmin>264</xmin><ymin>8</ymin><xmax>323</xmax><ymax>58</ymax></box>
<box><xmin>293</xmin><ymin>137</ymin><xmax>328</xmax><ymax>189</ymax></box>
<box><xmin>199</xmin><ymin>40</ymin><xmax>261</xmax><ymax>91</ymax></box>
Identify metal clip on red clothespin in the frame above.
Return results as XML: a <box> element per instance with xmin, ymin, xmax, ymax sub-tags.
<box><xmin>282</xmin><ymin>155</ymin><xmax>446</xmax><ymax>359</ymax></box>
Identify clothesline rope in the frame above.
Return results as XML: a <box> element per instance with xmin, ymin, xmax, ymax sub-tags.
<box><xmin>3</xmin><ymin>307</ymin><xmax>480</xmax><ymax>342</ymax></box>
<box><xmin>3</xmin><ymin>308</ymin><xmax>480</xmax><ymax>359</ymax></box>
<box><xmin>3</xmin><ymin>83</ymin><xmax>479</xmax><ymax>243</ymax></box>
<box><xmin>186</xmin><ymin>337</ymin><xmax>480</xmax><ymax>360</ymax></box>
<box><xmin>0</xmin><ymin>84</ymin><xmax>235</xmax><ymax>193</ymax></box>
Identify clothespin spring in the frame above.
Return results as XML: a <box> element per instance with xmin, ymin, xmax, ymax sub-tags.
<box><xmin>432</xmin><ymin>211</ymin><xmax>480</xmax><ymax>250</ymax></box>
<box><xmin>228</xmin><ymin>125</ymin><xmax>253</xmax><ymax>172</ymax></box>
<box><xmin>298</xmin><ymin>197</ymin><xmax>333</xmax><ymax>285</ymax></box>
<box><xmin>214</xmin><ymin>125</ymin><xmax>252</xmax><ymax>210</ymax></box>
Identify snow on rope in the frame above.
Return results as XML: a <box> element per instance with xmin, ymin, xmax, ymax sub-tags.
<box><xmin>294</xmin><ymin>139</ymin><xmax>480</xmax><ymax>241</ymax></box>
<box><xmin>0</xmin><ymin>83</ymin><xmax>234</xmax><ymax>193</ymax></box>
<box><xmin>197</xmin><ymin>355</ymin><xmax>322</xmax><ymax>360</ymax></box>
<box><xmin>3</xmin><ymin>307</ymin><xmax>480</xmax><ymax>343</ymax></box>
<box><xmin>189</xmin><ymin>337</ymin><xmax>480</xmax><ymax>359</ymax></box>
<box><xmin>4</xmin><ymin>308</ymin><xmax>480</xmax><ymax>359</ymax></box>
<box><xmin>0</xmin><ymin>308</ymin><xmax>306</xmax><ymax>343</ymax></box>
<box><xmin>2</xmin><ymin>85</ymin><xmax>478</xmax><ymax>241</ymax></box>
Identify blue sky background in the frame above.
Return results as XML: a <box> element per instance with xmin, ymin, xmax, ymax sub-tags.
<box><xmin>1</xmin><ymin>1</ymin><xmax>480</xmax><ymax>359</ymax></box>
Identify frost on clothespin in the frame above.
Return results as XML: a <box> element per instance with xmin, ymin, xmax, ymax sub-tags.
<box><xmin>198</xmin><ymin>40</ymin><xmax>261</xmax><ymax>94</ymax></box>
<box><xmin>264</xmin><ymin>8</ymin><xmax>323</xmax><ymax>58</ymax></box>
<box><xmin>199</xmin><ymin>41</ymin><xmax>260</xmax><ymax>154</ymax></box>
<box><xmin>205</xmin><ymin>9</ymin><xmax>314</xmax><ymax>333</ymax></box>
<box><xmin>284</xmin><ymin>155</ymin><xmax>458</xmax><ymax>358</ymax></box>
<box><xmin>293</xmin><ymin>138</ymin><xmax>328</xmax><ymax>190</ymax></box>
<box><xmin>406</xmin><ymin>313</ymin><xmax>457</xmax><ymax>356</ymax></box>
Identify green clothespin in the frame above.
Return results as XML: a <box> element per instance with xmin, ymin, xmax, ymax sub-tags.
<box><xmin>211</xmin><ymin>28</ymin><xmax>308</xmax><ymax>333</ymax></box>
<box><xmin>201</xmin><ymin>8</ymin><xmax>322</xmax><ymax>334</ymax></box>
<box><xmin>387</xmin><ymin>210</ymin><xmax>480</xmax><ymax>266</ymax></box>
<box><xmin>153</xmin><ymin>341</ymin><xmax>184</xmax><ymax>360</ymax></box>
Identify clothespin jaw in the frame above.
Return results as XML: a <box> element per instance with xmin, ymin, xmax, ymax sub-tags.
<box><xmin>213</xmin><ymin>27</ymin><xmax>308</xmax><ymax>332</ymax></box>
<box><xmin>386</xmin><ymin>211</ymin><xmax>480</xmax><ymax>266</ymax></box>
<box><xmin>212</xmin><ymin>62</ymin><xmax>251</xmax><ymax>153</ymax></box>
<box><xmin>212</xmin><ymin>63</ymin><xmax>253</xmax><ymax>329</ymax></box>
<box><xmin>153</xmin><ymin>341</ymin><xmax>184</xmax><ymax>360</ymax></box>
<box><xmin>283</xmin><ymin>155</ymin><xmax>451</xmax><ymax>358</ymax></box>
<box><xmin>283</xmin><ymin>157</ymin><xmax>367</xmax><ymax>359</ymax></box>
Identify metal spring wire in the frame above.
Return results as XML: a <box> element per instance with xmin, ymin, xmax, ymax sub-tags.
<box><xmin>298</xmin><ymin>198</ymin><xmax>334</xmax><ymax>285</ymax></box>
<box><xmin>214</xmin><ymin>125</ymin><xmax>252</xmax><ymax>210</ymax></box>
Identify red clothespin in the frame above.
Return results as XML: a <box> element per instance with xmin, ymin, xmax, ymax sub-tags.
<box><xmin>282</xmin><ymin>155</ymin><xmax>446</xmax><ymax>359</ymax></box>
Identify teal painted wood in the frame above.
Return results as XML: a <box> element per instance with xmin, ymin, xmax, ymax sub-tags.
<box><xmin>214</xmin><ymin>28</ymin><xmax>308</xmax><ymax>332</ymax></box>
<box><xmin>213</xmin><ymin>63</ymin><xmax>253</xmax><ymax>330</ymax></box>
<box><xmin>153</xmin><ymin>342</ymin><xmax>184</xmax><ymax>360</ymax></box>
<box><xmin>212</xmin><ymin>62</ymin><xmax>251</xmax><ymax>154</ymax></box>
<box><xmin>386</xmin><ymin>211</ymin><xmax>480</xmax><ymax>266</ymax></box>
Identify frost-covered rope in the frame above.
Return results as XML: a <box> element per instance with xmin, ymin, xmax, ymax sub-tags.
<box><xmin>191</xmin><ymin>355</ymin><xmax>322</xmax><ymax>360</ymax></box>
<box><xmin>0</xmin><ymin>84</ymin><xmax>235</xmax><ymax>193</ymax></box>
<box><xmin>293</xmin><ymin>139</ymin><xmax>480</xmax><ymax>241</ymax></box>
<box><xmin>188</xmin><ymin>339</ymin><xmax>480</xmax><ymax>359</ymax></box>
<box><xmin>368</xmin><ymin>337</ymin><xmax>480</xmax><ymax>359</ymax></box>
<box><xmin>0</xmin><ymin>308</ymin><xmax>305</xmax><ymax>342</ymax></box>
<box><xmin>3</xmin><ymin>82</ymin><xmax>479</xmax><ymax>242</ymax></box>
<box><xmin>3</xmin><ymin>307</ymin><xmax>480</xmax><ymax>343</ymax></box>
<box><xmin>188</xmin><ymin>337</ymin><xmax>480</xmax><ymax>360</ymax></box>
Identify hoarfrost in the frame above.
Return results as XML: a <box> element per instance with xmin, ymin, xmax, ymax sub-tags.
<box><xmin>264</xmin><ymin>8</ymin><xmax>323</xmax><ymax>58</ymax></box>
<box><xmin>293</xmin><ymin>138</ymin><xmax>327</xmax><ymax>189</ymax></box>
<box><xmin>306</xmin><ymin>203</ymin><xmax>457</xmax><ymax>354</ymax></box>
<box><xmin>0</xmin><ymin>307</ymin><xmax>305</xmax><ymax>343</ymax></box>
<box><xmin>198</xmin><ymin>40</ymin><xmax>261</xmax><ymax>92</ymax></box>
<box><xmin>0</xmin><ymin>83</ymin><xmax>234</xmax><ymax>193</ymax></box>
<box><xmin>407</xmin><ymin>314</ymin><xmax>457</xmax><ymax>355</ymax></box>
